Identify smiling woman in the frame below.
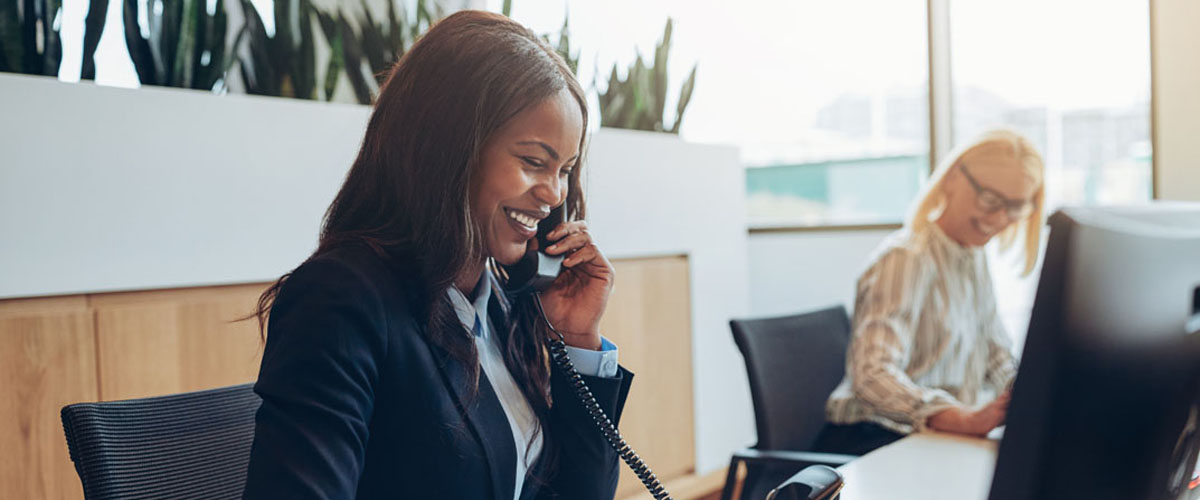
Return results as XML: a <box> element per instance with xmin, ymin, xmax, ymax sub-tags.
<box><xmin>240</xmin><ymin>10</ymin><xmax>631</xmax><ymax>500</ymax></box>
<box><xmin>816</xmin><ymin>129</ymin><xmax>1046</xmax><ymax>456</ymax></box>
<box><xmin>473</xmin><ymin>91</ymin><xmax>584</xmax><ymax>272</ymax></box>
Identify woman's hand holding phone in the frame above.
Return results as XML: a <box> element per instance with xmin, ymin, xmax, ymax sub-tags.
<box><xmin>537</xmin><ymin>220</ymin><xmax>614</xmax><ymax>351</ymax></box>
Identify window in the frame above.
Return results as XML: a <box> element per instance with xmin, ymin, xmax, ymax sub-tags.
<box><xmin>733</xmin><ymin>1</ymin><xmax>930</xmax><ymax>228</ymax></box>
<box><xmin>949</xmin><ymin>0</ymin><xmax>1152</xmax><ymax>212</ymax></box>
<box><xmin>744</xmin><ymin>0</ymin><xmax>1153</xmax><ymax>229</ymax></box>
<box><xmin>493</xmin><ymin>0</ymin><xmax>931</xmax><ymax>228</ymax></box>
<box><xmin>948</xmin><ymin>0</ymin><xmax>1152</xmax><ymax>346</ymax></box>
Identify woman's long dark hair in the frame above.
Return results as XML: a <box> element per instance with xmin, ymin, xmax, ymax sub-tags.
<box><xmin>252</xmin><ymin>10</ymin><xmax>588</xmax><ymax>430</ymax></box>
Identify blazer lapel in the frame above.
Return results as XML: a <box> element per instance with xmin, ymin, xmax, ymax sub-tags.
<box><xmin>427</xmin><ymin>339</ymin><xmax>516</xmax><ymax>500</ymax></box>
<box><xmin>489</xmin><ymin>286</ymin><xmax>553</xmax><ymax>500</ymax></box>
<box><xmin>487</xmin><ymin>286</ymin><xmax>511</xmax><ymax>346</ymax></box>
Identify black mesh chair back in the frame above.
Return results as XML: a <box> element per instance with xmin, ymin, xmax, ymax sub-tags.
<box><xmin>731</xmin><ymin>305</ymin><xmax>851</xmax><ymax>452</ymax></box>
<box><xmin>61</xmin><ymin>383</ymin><xmax>261</xmax><ymax>500</ymax></box>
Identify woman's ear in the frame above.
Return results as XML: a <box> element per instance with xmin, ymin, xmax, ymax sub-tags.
<box><xmin>940</xmin><ymin>169</ymin><xmax>958</xmax><ymax>198</ymax></box>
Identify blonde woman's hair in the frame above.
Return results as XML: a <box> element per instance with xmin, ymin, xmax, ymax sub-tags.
<box><xmin>908</xmin><ymin>128</ymin><xmax>1046</xmax><ymax>276</ymax></box>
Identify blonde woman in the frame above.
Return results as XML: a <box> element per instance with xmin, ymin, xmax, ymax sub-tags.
<box><xmin>816</xmin><ymin>129</ymin><xmax>1046</xmax><ymax>455</ymax></box>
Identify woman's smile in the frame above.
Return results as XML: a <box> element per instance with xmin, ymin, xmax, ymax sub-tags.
<box><xmin>971</xmin><ymin>218</ymin><xmax>999</xmax><ymax>240</ymax></box>
<box><xmin>504</xmin><ymin>207</ymin><xmax>544</xmax><ymax>238</ymax></box>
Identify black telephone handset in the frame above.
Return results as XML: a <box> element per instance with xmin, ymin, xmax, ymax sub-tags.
<box><xmin>498</xmin><ymin>207</ymin><xmax>674</xmax><ymax>500</ymax></box>
<box><xmin>501</xmin><ymin>206</ymin><xmax>567</xmax><ymax>296</ymax></box>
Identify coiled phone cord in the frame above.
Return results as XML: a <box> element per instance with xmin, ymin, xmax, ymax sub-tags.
<box><xmin>534</xmin><ymin>292</ymin><xmax>674</xmax><ymax>500</ymax></box>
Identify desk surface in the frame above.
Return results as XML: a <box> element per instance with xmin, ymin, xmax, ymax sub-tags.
<box><xmin>836</xmin><ymin>432</ymin><xmax>998</xmax><ymax>500</ymax></box>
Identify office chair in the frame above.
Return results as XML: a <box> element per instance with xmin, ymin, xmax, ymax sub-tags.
<box><xmin>721</xmin><ymin>306</ymin><xmax>858</xmax><ymax>500</ymax></box>
<box><xmin>61</xmin><ymin>383</ymin><xmax>261</xmax><ymax>500</ymax></box>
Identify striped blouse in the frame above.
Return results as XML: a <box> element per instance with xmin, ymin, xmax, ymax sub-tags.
<box><xmin>825</xmin><ymin>224</ymin><xmax>1017</xmax><ymax>434</ymax></box>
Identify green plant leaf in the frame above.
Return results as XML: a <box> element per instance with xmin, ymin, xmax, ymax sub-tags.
<box><xmin>669</xmin><ymin>64</ymin><xmax>696</xmax><ymax>134</ymax></box>
<box><xmin>555</xmin><ymin>14</ymin><xmax>577</xmax><ymax>74</ymax></box>
<box><xmin>428</xmin><ymin>2</ymin><xmax>443</xmax><ymax>23</ymax></box>
<box><xmin>295</xmin><ymin>0</ymin><xmax>316</xmax><ymax>98</ymax></box>
<box><xmin>123</xmin><ymin>0</ymin><xmax>157</xmax><ymax>84</ymax></box>
<box><xmin>315</xmin><ymin>7</ymin><xmax>336</xmax><ymax>43</ymax></box>
<box><xmin>80</xmin><ymin>0</ymin><xmax>109</xmax><ymax>79</ymax></box>
<box><xmin>594</xmin><ymin>17</ymin><xmax>696</xmax><ymax>134</ymax></box>
<box><xmin>214</xmin><ymin>20</ymin><xmax>244</xmax><ymax>92</ymax></box>
<box><xmin>238</xmin><ymin>0</ymin><xmax>277</xmax><ymax>95</ymax></box>
<box><xmin>158</xmin><ymin>0</ymin><xmax>184</xmax><ymax>84</ymax></box>
<box><xmin>604</xmin><ymin>92</ymin><xmax>627</xmax><ymax>128</ymax></box>
<box><xmin>174</xmin><ymin>0</ymin><xmax>199</xmax><ymax>87</ymax></box>
<box><xmin>412</xmin><ymin>0</ymin><xmax>432</xmax><ymax>41</ymax></box>
<box><xmin>274</xmin><ymin>0</ymin><xmax>292</xmax><ymax>51</ymax></box>
<box><xmin>631</xmin><ymin>54</ymin><xmax>655</xmax><ymax>130</ymax></box>
<box><xmin>148</xmin><ymin>0</ymin><xmax>168</xmax><ymax>82</ymax></box>
<box><xmin>0</xmin><ymin>39</ymin><xmax>12</xmax><ymax>73</ymax></box>
<box><xmin>190</xmin><ymin>0</ymin><xmax>209</xmax><ymax>87</ymax></box>
<box><xmin>317</xmin><ymin>11</ymin><xmax>343</xmax><ymax>101</ymax></box>
<box><xmin>386</xmin><ymin>0</ymin><xmax>403</xmax><ymax>55</ymax></box>
<box><xmin>598</xmin><ymin>64</ymin><xmax>620</xmax><ymax>124</ymax></box>
<box><xmin>356</xmin><ymin>0</ymin><xmax>389</xmax><ymax>77</ymax></box>
<box><xmin>204</xmin><ymin>0</ymin><xmax>230</xmax><ymax>90</ymax></box>
<box><xmin>0</xmin><ymin>0</ymin><xmax>23</xmax><ymax>72</ymax></box>
<box><xmin>338</xmin><ymin>12</ymin><xmax>371</xmax><ymax>104</ymax></box>
<box><xmin>651</xmin><ymin>18</ymin><xmax>671</xmax><ymax>129</ymax></box>
<box><xmin>271</xmin><ymin>0</ymin><xmax>294</xmax><ymax>93</ymax></box>
<box><xmin>20</xmin><ymin>0</ymin><xmax>37</xmax><ymax>73</ymax></box>
<box><xmin>41</xmin><ymin>0</ymin><xmax>63</xmax><ymax>76</ymax></box>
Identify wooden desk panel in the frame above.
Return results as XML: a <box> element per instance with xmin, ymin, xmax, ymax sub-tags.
<box><xmin>0</xmin><ymin>256</ymin><xmax>702</xmax><ymax>499</ymax></box>
<box><xmin>836</xmin><ymin>433</ymin><xmax>998</xmax><ymax>500</ymax></box>
<box><xmin>0</xmin><ymin>301</ymin><xmax>97</xmax><ymax>500</ymax></box>
<box><xmin>91</xmin><ymin>283</ymin><xmax>266</xmax><ymax>401</ymax></box>
<box><xmin>601</xmin><ymin>256</ymin><xmax>696</xmax><ymax>499</ymax></box>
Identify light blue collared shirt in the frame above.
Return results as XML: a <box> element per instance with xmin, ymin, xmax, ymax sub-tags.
<box><xmin>446</xmin><ymin>270</ymin><xmax>619</xmax><ymax>500</ymax></box>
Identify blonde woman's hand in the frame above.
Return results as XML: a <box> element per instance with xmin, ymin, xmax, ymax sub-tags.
<box><xmin>927</xmin><ymin>391</ymin><xmax>1010</xmax><ymax>437</ymax></box>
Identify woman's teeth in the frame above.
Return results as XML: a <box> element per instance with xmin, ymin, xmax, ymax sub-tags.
<box><xmin>507</xmin><ymin>209</ymin><xmax>538</xmax><ymax>229</ymax></box>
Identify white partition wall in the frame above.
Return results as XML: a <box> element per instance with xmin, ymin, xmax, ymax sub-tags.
<box><xmin>585</xmin><ymin>129</ymin><xmax>752</xmax><ymax>472</ymax></box>
<box><xmin>747</xmin><ymin>229</ymin><xmax>892</xmax><ymax>318</ymax></box>
<box><xmin>0</xmin><ymin>75</ymin><xmax>369</xmax><ymax>297</ymax></box>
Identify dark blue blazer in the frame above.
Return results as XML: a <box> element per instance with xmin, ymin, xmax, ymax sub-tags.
<box><xmin>242</xmin><ymin>245</ymin><xmax>633</xmax><ymax>500</ymax></box>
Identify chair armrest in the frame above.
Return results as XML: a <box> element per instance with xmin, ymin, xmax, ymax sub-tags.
<box><xmin>732</xmin><ymin>448</ymin><xmax>857</xmax><ymax>468</ymax></box>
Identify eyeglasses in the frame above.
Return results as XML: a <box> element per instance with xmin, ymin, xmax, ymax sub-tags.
<box><xmin>957</xmin><ymin>163</ymin><xmax>1035</xmax><ymax>220</ymax></box>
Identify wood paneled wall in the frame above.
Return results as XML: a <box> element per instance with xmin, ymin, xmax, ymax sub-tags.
<box><xmin>0</xmin><ymin>285</ymin><xmax>266</xmax><ymax>499</ymax></box>
<box><xmin>88</xmin><ymin>285</ymin><xmax>266</xmax><ymax>401</ymax></box>
<box><xmin>0</xmin><ymin>256</ymin><xmax>697</xmax><ymax>500</ymax></box>
<box><xmin>0</xmin><ymin>297</ymin><xmax>97</xmax><ymax>500</ymax></box>
<box><xmin>601</xmin><ymin>257</ymin><xmax>696</xmax><ymax>499</ymax></box>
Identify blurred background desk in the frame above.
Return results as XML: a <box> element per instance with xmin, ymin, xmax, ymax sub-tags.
<box><xmin>836</xmin><ymin>432</ymin><xmax>998</xmax><ymax>500</ymax></box>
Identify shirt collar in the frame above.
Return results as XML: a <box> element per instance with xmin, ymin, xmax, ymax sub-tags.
<box><xmin>927</xmin><ymin>221</ymin><xmax>979</xmax><ymax>262</ymax></box>
<box><xmin>447</xmin><ymin>270</ymin><xmax>494</xmax><ymax>337</ymax></box>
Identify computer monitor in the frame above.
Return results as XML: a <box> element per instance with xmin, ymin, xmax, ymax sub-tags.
<box><xmin>989</xmin><ymin>203</ymin><xmax>1200</xmax><ymax>500</ymax></box>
